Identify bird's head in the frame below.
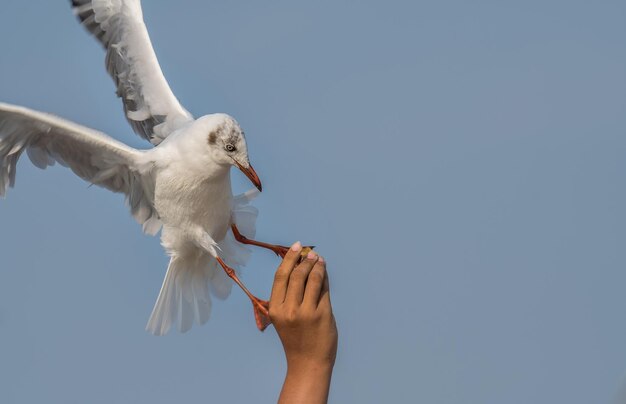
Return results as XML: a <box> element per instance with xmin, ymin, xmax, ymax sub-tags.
<box><xmin>198</xmin><ymin>113</ymin><xmax>262</xmax><ymax>191</ymax></box>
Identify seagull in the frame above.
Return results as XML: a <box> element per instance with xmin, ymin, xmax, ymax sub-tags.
<box><xmin>0</xmin><ymin>0</ymin><xmax>297</xmax><ymax>335</ymax></box>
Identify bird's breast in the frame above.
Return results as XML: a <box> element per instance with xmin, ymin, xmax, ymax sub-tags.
<box><xmin>154</xmin><ymin>168</ymin><xmax>233</xmax><ymax>241</ymax></box>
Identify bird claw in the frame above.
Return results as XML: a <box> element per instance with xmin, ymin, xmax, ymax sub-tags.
<box><xmin>273</xmin><ymin>245</ymin><xmax>316</xmax><ymax>258</ymax></box>
<box><xmin>271</xmin><ymin>245</ymin><xmax>289</xmax><ymax>258</ymax></box>
<box><xmin>253</xmin><ymin>299</ymin><xmax>271</xmax><ymax>331</ymax></box>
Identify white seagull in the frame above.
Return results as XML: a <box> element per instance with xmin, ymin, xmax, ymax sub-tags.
<box><xmin>0</xmin><ymin>0</ymin><xmax>296</xmax><ymax>335</ymax></box>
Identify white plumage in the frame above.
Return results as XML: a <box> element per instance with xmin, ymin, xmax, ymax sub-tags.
<box><xmin>0</xmin><ymin>0</ymin><xmax>274</xmax><ymax>335</ymax></box>
<box><xmin>71</xmin><ymin>0</ymin><xmax>194</xmax><ymax>144</ymax></box>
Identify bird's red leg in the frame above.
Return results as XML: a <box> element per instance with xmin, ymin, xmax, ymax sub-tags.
<box><xmin>216</xmin><ymin>256</ymin><xmax>271</xmax><ymax>331</ymax></box>
<box><xmin>232</xmin><ymin>224</ymin><xmax>307</xmax><ymax>258</ymax></box>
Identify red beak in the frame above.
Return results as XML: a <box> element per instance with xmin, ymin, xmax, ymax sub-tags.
<box><xmin>235</xmin><ymin>161</ymin><xmax>262</xmax><ymax>192</ymax></box>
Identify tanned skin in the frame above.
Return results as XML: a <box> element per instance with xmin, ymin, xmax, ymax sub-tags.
<box><xmin>270</xmin><ymin>242</ymin><xmax>338</xmax><ymax>404</ymax></box>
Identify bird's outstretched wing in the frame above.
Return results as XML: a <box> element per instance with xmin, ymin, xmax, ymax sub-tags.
<box><xmin>0</xmin><ymin>103</ymin><xmax>161</xmax><ymax>234</ymax></box>
<box><xmin>71</xmin><ymin>0</ymin><xmax>193</xmax><ymax>145</ymax></box>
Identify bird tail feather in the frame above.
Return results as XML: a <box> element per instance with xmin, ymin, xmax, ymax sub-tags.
<box><xmin>146</xmin><ymin>254</ymin><xmax>226</xmax><ymax>336</ymax></box>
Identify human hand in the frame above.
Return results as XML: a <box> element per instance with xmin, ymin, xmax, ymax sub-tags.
<box><xmin>270</xmin><ymin>241</ymin><xmax>338</xmax><ymax>403</ymax></box>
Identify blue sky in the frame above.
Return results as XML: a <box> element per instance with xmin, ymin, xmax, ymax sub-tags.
<box><xmin>1</xmin><ymin>1</ymin><xmax>625</xmax><ymax>403</ymax></box>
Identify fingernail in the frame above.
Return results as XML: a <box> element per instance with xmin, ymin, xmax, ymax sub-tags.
<box><xmin>318</xmin><ymin>256</ymin><xmax>325</xmax><ymax>263</ymax></box>
<box><xmin>307</xmin><ymin>251</ymin><xmax>317</xmax><ymax>260</ymax></box>
<box><xmin>291</xmin><ymin>241</ymin><xmax>302</xmax><ymax>252</ymax></box>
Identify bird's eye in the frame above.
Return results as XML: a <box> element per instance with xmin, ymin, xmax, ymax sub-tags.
<box><xmin>225</xmin><ymin>144</ymin><xmax>236</xmax><ymax>152</ymax></box>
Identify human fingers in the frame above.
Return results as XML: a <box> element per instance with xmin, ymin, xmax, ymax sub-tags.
<box><xmin>284</xmin><ymin>251</ymin><xmax>318</xmax><ymax>305</ymax></box>
<box><xmin>303</xmin><ymin>257</ymin><xmax>326</xmax><ymax>309</ymax></box>
<box><xmin>270</xmin><ymin>241</ymin><xmax>303</xmax><ymax>304</ymax></box>
<box><xmin>317</xmin><ymin>266</ymin><xmax>332</xmax><ymax>311</ymax></box>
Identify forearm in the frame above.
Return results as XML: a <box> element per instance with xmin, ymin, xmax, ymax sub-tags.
<box><xmin>278</xmin><ymin>360</ymin><xmax>334</xmax><ymax>404</ymax></box>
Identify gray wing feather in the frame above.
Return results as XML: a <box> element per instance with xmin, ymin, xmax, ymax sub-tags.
<box><xmin>0</xmin><ymin>102</ymin><xmax>161</xmax><ymax>234</ymax></box>
<box><xmin>71</xmin><ymin>0</ymin><xmax>193</xmax><ymax>145</ymax></box>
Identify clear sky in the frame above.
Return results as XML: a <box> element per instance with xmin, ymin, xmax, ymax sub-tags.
<box><xmin>1</xmin><ymin>1</ymin><xmax>625</xmax><ymax>403</ymax></box>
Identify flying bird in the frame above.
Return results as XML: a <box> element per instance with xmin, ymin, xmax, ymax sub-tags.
<box><xmin>0</xmin><ymin>0</ymin><xmax>297</xmax><ymax>335</ymax></box>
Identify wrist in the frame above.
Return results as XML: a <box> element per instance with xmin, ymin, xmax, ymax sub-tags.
<box><xmin>286</xmin><ymin>356</ymin><xmax>335</xmax><ymax>376</ymax></box>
